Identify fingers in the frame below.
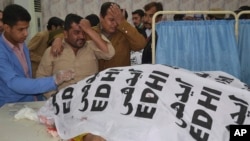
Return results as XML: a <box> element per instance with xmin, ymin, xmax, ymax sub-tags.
<box><xmin>49</xmin><ymin>46</ymin><xmax>58</xmax><ymax>57</ymax></box>
<box><xmin>51</xmin><ymin>48</ymin><xmax>61</xmax><ymax>57</ymax></box>
<box><xmin>110</xmin><ymin>3</ymin><xmax>120</xmax><ymax>14</ymax></box>
<box><xmin>62</xmin><ymin>69</ymin><xmax>75</xmax><ymax>81</ymax></box>
<box><xmin>51</xmin><ymin>48</ymin><xmax>58</xmax><ymax>57</ymax></box>
<box><xmin>80</xmin><ymin>19</ymin><xmax>91</xmax><ymax>31</ymax></box>
<box><xmin>54</xmin><ymin>69</ymin><xmax>75</xmax><ymax>85</ymax></box>
<box><xmin>50</xmin><ymin>38</ymin><xmax>63</xmax><ymax>57</ymax></box>
<box><xmin>108</xmin><ymin>3</ymin><xmax>125</xmax><ymax>25</ymax></box>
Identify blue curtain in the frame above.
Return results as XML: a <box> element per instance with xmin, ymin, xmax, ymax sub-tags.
<box><xmin>155</xmin><ymin>20</ymin><xmax>241</xmax><ymax>78</ymax></box>
<box><xmin>238</xmin><ymin>20</ymin><xmax>250</xmax><ymax>85</ymax></box>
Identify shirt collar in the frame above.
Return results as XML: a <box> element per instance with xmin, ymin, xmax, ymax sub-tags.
<box><xmin>99</xmin><ymin>24</ymin><xmax>112</xmax><ymax>40</ymax></box>
<box><xmin>145</xmin><ymin>29</ymin><xmax>152</xmax><ymax>38</ymax></box>
<box><xmin>2</xmin><ymin>32</ymin><xmax>23</xmax><ymax>50</ymax></box>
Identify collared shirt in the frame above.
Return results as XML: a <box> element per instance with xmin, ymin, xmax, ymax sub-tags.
<box><xmin>94</xmin><ymin>21</ymin><xmax>147</xmax><ymax>71</ymax></box>
<box><xmin>28</xmin><ymin>30</ymin><xmax>50</xmax><ymax>78</ymax></box>
<box><xmin>2</xmin><ymin>34</ymin><xmax>30</xmax><ymax>77</ymax></box>
<box><xmin>0</xmin><ymin>35</ymin><xmax>57</xmax><ymax>107</ymax></box>
<box><xmin>145</xmin><ymin>29</ymin><xmax>152</xmax><ymax>38</ymax></box>
<box><xmin>36</xmin><ymin>34</ymin><xmax>115</xmax><ymax>98</ymax></box>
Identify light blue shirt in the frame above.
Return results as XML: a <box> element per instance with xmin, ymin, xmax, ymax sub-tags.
<box><xmin>0</xmin><ymin>35</ymin><xmax>57</xmax><ymax>107</ymax></box>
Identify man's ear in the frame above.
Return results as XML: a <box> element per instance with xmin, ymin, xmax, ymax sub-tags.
<box><xmin>99</xmin><ymin>14</ymin><xmax>104</xmax><ymax>21</ymax></box>
<box><xmin>3</xmin><ymin>24</ymin><xmax>10</xmax><ymax>32</ymax></box>
<box><xmin>51</xmin><ymin>25</ymin><xmax>56</xmax><ymax>30</ymax></box>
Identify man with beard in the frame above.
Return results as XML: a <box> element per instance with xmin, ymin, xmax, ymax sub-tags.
<box><xmin>132</xmin><ymin>9</ymin><xmax>147</xmax><ymax>38</ymax></box>
<box><xmin>36</xmin><ymin>13</ymin><xmax>115</xmax><ymax>99</ymax></box>
<box><xmin>141</xmin><ymin>2</ymin><xmax>163</xmax><ymax>64</ymax></box>
<box><xmin>28</xmin><ymin>16</ymin><xmax>64</xmax><ymax>78</ymax></box>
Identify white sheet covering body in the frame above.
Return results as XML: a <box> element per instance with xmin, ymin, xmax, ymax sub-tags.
<box><xmin>38</xmin><ymin>64</ymin><xmax>250</xmax><ymax>141</ymax></box>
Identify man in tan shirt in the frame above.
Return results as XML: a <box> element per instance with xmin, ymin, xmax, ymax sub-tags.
<box><xmin>36</xmin><ymin>13</ymin><xmax>115</xmax><ymax>98</ymax></box>
<box><xmin>28</xmin><ymin>17</ymin><xmax>64</xmax><ymax>78</ymax></box>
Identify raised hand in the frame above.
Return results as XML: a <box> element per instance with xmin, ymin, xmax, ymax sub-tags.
<box><xmin>108</xmin><ymin>3</ymin><xmax>126</xmax><ymax>25</ymax></box>
<box><xmin>79</xmin><ymin>19</ymin><xmax>91</xmax><ymax>32</ymax></box>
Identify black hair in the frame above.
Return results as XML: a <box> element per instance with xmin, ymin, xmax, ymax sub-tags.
<box><xmin>144</xmin><ymin>2</ymin><xmax>163</xmax><ymax>17</ymax></box>
<box><xmin>64</xmin><ymin>13</ymin><xmax>83</xmax><ymax>31</ymax></box>
<box><xmin>173</xmin><ymin>14</ymin><xmax>185</xmax><ymax>21</ymax></box>
<box><xmin>47</xmin><ymin>17</ymin><xmax>64</xmax><ymax>30</ymax></box>
<box><xmin>3</xmin><ymin>4</ymin><xmax>31</xmax><ymax>27</ymax></box>
<box><xmin>132</xmin><ymin>9</ymin><xmax>144</xmax><ymax>17</ymax></box>
<box><xmin>235</xmin><ymin>5</ymin><xmax>250</xmax><ymax>19</ymax></box>
<box><xmin>100</xmin><ymin>2</ymin><xmax>120</xmax><ymax>18</ymax></box>
<box><xmin>238</xmin><ymin>5</ymin><xmax>250</xmax><ymax>11</ymax></box>
<box><xmin>85</xmin><ymin>14</ymin><xmax>100</xmax><ymax>27</ymax></box>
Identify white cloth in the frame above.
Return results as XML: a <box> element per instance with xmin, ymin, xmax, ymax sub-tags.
<box><xmin>38</xmin><ymin>64</ymin><xmax>250</xmax><ymax>141</ymax></box>
<box><xmin>130</xmin><ymin>50</ymin><xmax>143</xmax><ymax>65</ymax></box>
<box><xmin>145</xmin><ymin>29</ymin><xmax>152</xmax><ymax>38</ymax></box>
<box><xmin>15</xmin><ymin>106</ymin><xmax>38</xmax><ymax>121</ymax></box>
